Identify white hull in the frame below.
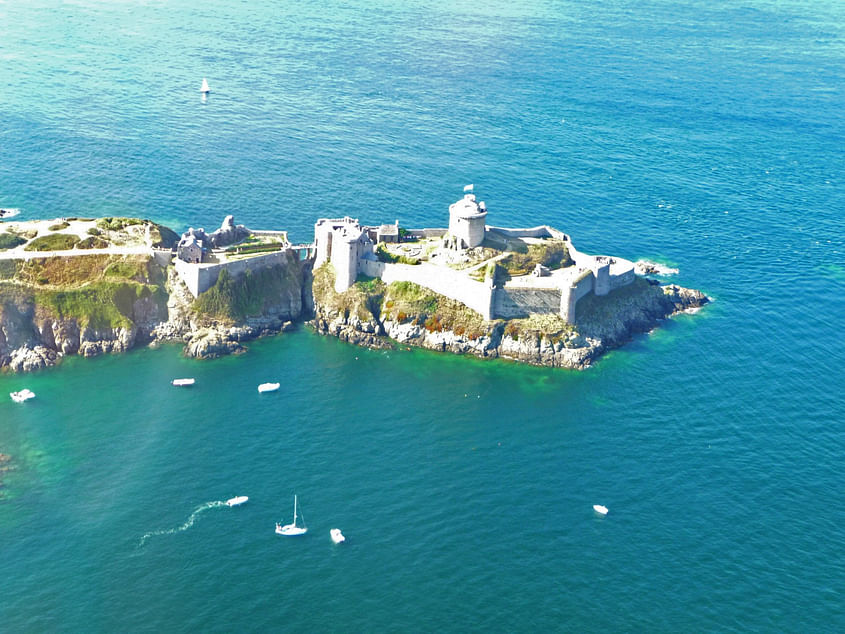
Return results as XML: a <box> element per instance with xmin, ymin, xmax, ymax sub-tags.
<box><xmin>593</xmin><ymin>504</ymin><xmax>609</xmax><ymax>515</ymax></box>
<box><xmin>276</xmin><ymin>524</ymin><xmax>307</xmax><ymax>536</ymax></box>
<box><xmin>172</xmin><ymin>378</ymin><xmax>195</xmax><ymax>387</ymax></box>
<box><xmin>258</xmin><ymin>382</ymin><xmax>280</xmax><ymax>393</ymax></box>
<box><xmin>225</xmin><ymin>496</ymin><xmax>249</xmax><ymax>507</ymax></box>
<box><xmin>10</xmin><ymin>389</ymin><xmax>35</xmax><ymax>403</ymax></box>
<box><xmin>330</xmin><ymin>528</ymin><xmax>345</xmax><ymax>544</ymax></box>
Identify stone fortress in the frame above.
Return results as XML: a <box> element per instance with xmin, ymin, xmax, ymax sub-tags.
<box><xmin>170</xmin><ymin>188</ymin><xmax>634</xmax><ymax>323</ymax></box>
<box><xmin>312</xmin><ymin>188</ymin><xmax>635</xmax><ymax>323</ymax></box>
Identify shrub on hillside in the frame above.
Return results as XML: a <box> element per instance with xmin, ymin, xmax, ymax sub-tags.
<box><xmin>24</xmin><ymin>234</ymin><xmax>80</xmax><ymax>251</ymax></box>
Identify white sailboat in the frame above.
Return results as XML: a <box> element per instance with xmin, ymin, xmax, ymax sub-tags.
<box><xmin>275</xmin><ymin>495</ymin><xmax>307</xmax><ymax>536</ymax></box>
<box><xmin>200</xmin><ymin>78</ymin><xmax>210</xmax><ymax>93</ymax></box>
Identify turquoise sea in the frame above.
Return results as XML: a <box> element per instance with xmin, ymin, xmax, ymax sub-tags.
<box><xmin>1</xmin><ymin>0</ymin><xmax>844</xmax><ymax>630</ymax></box>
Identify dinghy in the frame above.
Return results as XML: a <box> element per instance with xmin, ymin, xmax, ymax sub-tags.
<box><xmin>593</xmin><ymin>504</ymin><xmax>609</xmax><ymax>516</ymax></box>
<box><xmin>330</xmin><ymin>528</ymin><xmax>346</xmax><ymax>544</ymax></box>
<box><xmin>10</xmin><ymin>388</ymin><xmax>35</xmax><ymax>403</ymax></box>
<box><xmin>258</xmin><ymin>382</ymin><xmax>280</xmax><ymax>393</ymax></box>
<box><xmin>171</xmin><ymin>378</ymin><xmax>195</xmax><ymax>387</ymax></box>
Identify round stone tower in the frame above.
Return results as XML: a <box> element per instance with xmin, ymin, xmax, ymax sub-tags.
<box><xmin>448</xmin><ymin>193</ymin><xmax>487</xmax><ymax>249</ymax></box>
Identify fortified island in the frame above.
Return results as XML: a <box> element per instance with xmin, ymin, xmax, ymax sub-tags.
<box><xmin>0</xmin><ymin>190</ymin><xmax>707</xmax><ymax>373</ymax></box>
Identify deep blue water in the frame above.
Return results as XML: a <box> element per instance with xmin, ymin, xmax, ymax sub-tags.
<box><xmin>1</xmin><ymin>1</ymin><xmax>844</xmax><ymax>631</ymax></box>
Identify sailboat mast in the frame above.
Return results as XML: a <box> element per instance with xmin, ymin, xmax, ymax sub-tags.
<box><xmin>293</xmin><ymin>495</ymin><xmax>298</xmax><ymax>524</ymax></box>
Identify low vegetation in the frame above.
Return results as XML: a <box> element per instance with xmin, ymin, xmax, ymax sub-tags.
<box><xmin>48</xmin><ymin>221</ymin><xmax>70</xmax><ymax>231</ymax></box>
<box><xmin>24</xmin><ymin>234</ymin><xmax>80</xmax><ymax>251</ymax></box>
<box><xmin>0</xmin><ymin>254</ymin><xmax>168</xmax><ymax>329</ymax></box>
<box><xmin>0</xmin><ymin>232</ymin><xmax>27</xmax><ymax>250</ymax></box>
<box><xmin>77</xmin><ymin>236</ymin><xmax>109</xmax><ymax>249</ymax></box>
<box><xmin>311</xmin><ymin>264</ymin><xmax>386</xmax><ymax>323</ymax></box>
<box><xmin>96</xmin><ymin>217</ymin><xmax>144</xmax><ymax>232</ymax></box>
<box><xmin>376</xmin><ymin>243</ymin><xmax>420</xmax><ymax>265</ymax></box>
<box><xmin>381</xmin><ymin>280</ymin><xmax>489</xmax><ymax>339</ymax></box>
<box><xmin>192</xmin><ymin>258</ymin><xmax>302</xmax><ymax>322</ymax></box>
<box><xmin>498</xmin><ymin>240</ymin><xmax>572</xmax><ymax>277</ymax></box>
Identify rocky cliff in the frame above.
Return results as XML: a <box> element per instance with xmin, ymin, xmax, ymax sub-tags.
<box><xmin>0</xmin><ymin>251</ymin><xmax>312</xmax><ymax>372</ymax></box>
<box><xmin>312</xmin><ymin>269</ymin><xmax>708</xmax><ymax>369</ymax></box>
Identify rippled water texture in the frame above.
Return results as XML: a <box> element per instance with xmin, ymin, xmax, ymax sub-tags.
<box><xmin>1</xmin><ymin>0</ymin><xmax>844</xmax><ymax>631</ymax></box>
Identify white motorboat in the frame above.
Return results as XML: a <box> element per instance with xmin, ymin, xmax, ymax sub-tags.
<box><xmin>171</xmin><ymin>378</ymin><xmax>195</xmax><ymax>387</ymax></box>
<box><xmin>330</xmin><ymin>528</ymin><xmax>346</xmax><ymax>544</ymax></box>
<box><xmin>200</xmin><ymin>78</ymin><xmax>210</xmax><ymax>93</ymax></box>
<box><xmin>225</xmin><ymin>496</ymin><xmax>248</xmax><ymax>507</ymax></box>
<box><xmin>593</xmin><ymin>504</ymin><xmax>609</xmax><ymax>516</ymax></box>
<box><xmin>0</xmin><ymin>208</ymin><xmax>21</xmax><ymax>219</ymax></box>
<box><xmin>10</xmin><ymin>388</ymin><xmax>35</xmax><ymax>403</ymax></box>
<box><xmin>275</xmin><ymin>495</ymin><xmax>307</xmax><ymax>536</ymax></box>
<box><xmin>258</xmin><ymin>382</ymin><xmax>280</xmax><ymax>393</ymax></box>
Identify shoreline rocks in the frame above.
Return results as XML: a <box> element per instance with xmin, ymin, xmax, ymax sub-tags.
<box><xmin>313</xmin><ymin>282</ymin><xmax>709</xmax><ymax>369</ymax></box>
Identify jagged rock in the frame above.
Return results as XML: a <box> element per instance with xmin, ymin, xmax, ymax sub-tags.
<box><xmin>312</xmin><ymin>282</ymin><xmax>709</xmax><ymax>369</ymax></box>
<box><xmin>8</xmin><ymin>345</ymin><xmax>60</xmax><ymax>372</ymax></box>
<box><xmin>183</xmin><ymin>327</ymin><xmax>245</xmax><ymax>359</ymax></box>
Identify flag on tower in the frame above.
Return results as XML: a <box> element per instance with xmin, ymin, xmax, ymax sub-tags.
<box><xmin>463</xmin><ymin>184</ymin><xmax>474</xmax><ymax>192</ymax></box>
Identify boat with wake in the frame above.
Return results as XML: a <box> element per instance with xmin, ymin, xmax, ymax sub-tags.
<box><xmin>225</xmin><ymin>496</ymin><xmax>249</xmax><ymax>507</ymax></box>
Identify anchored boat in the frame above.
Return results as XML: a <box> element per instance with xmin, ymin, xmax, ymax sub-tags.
<box><xmin>275</xmin><ymin>495</ymin><xmax>307</xmax><ymax>536</ymax></box>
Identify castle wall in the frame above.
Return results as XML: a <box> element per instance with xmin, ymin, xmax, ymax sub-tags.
<box><xmin>404</xmin><ymin>228</ymin><xmax>447</xmax><ymax>240</ymax></box>
<box><xmin>493</xmin><ymin>287</ymin><xmax>562</xmax><ymax>319</ymax></box>
<box><xmin>485</xmin><ymin>225</ymin><xmax>564</xmax><ymax>240</ymax></box>
<box><xmin>359</xmin><ymin>259</ymin><xmax>493</xmax><ymax>320</ymax></box>
<box><xmin>560</xmin><ymin>270</ymin><xmax>596</xmax><ymax>324</ymax></box>
<box><xmin>175</xmin><ymin>249</ymin><xmax>294</xmax><ymax>297</ymax></box>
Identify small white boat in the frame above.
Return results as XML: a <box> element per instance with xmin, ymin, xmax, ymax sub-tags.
<box><xmin>258</xmin><ymin>382</ymin><xmax>280</xmax><ymax>393</ymax></box>
<box><xmin>275</xmin><ymin>494</ymin><xmax>307</xmax><ymax>536</ymax></box>
<box><xmin>225</xmin><ymin>496</ymin><xmax>249</xmax><ymax>507</ymax></box>
<box><xmin>200</xmin><ymin>78</ymin><xmax>210</xmax><ymax>93</ymax></box>
<box><xmin>593</xmin><ymin>504</ymin><xmax>609</xmax><ymax>516</ymax></box>
<box><xmin>330</xmin><ymin>528</ymin><xmax>345</xmax><ymax>544</ymax></box>
<box><xmin>0</xmin><ymin>208</ymin><xmax>21</xmax><ymax>219</ymax></box>
<box><xmin>10</xmin><ymin>388</ymin><xmax>35</xmax><ymax>403</ymax></box>
<box><xmin>171</xmin><ymin>378</ymin><xmax>195</xmax><ymax>387</ymax></box>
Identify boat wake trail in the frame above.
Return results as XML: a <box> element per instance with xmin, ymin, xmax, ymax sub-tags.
<box><xmin>139</xmin><ymin>501</ymin><xmax>226</xmax><ymax>546</ymax></box>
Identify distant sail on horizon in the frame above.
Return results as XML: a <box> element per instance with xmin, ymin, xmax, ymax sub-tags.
<box><xmin>200</xmin><ymin>78</ymin><xmax>210</xmax><ymax>93</ymax></box>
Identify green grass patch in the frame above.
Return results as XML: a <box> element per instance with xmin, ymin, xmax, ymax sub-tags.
<box><xmin>24</xmin><ymin>233</ymin><xmax>80</xmax><ymax>251</ymax></box>
<box><xmin>193</xmin><ymin>258</ymin><xmax>303</xmax><ymax>322</ymax></box>
<box><xmin>77</xmin><ymin>236</ymin><xmax>109</xmax><ymax>249</ymax></box>
<box><xmin>36</xmin><ymin>281</ymin><xmax>157</xmax><ymax>330</ymax></box>
<box><xmin>96</xmin><ymin>217</ymin><xmax>144</xmax><ymax>231</ymax></box>
<box><xmin>0</xmin><ymin>232</ymin><xmax>27</xmax><ymax>250</ymax></box>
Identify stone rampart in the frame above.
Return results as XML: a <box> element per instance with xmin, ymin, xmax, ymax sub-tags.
<box><xmin>359</xmin><ymin>259</ymin><xmax>493</xmax><ymax>320</ymax></box>
<box><xmin>493</xmin><ymin>287</ymin><xmax>562</xmax><ymax>319</ymax></box>
<box><xmin>486</xmin><ymin>225</ymin><xmax>566</xmax><ymax>240</ymax></box>
<box><xmin>561</xmin><ymin>270</ymin><xmax>596</xmax><ymax>323</ymax></box>
<box><xmin>175</xmin><ymin>249</ymin><xmax>293</xmax><ymax>297</ymax></box>
<box><xmin>404</xmin><ymin>228</ymin><xmax>448</xmax><ymax>239</ymax></box>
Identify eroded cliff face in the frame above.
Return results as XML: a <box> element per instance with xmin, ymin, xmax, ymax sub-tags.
<box><xmin>312</xmin><ymin>278</ymin><xmax>709</xmax><ymax>369</ymax></box>
<box><xmin>0</xmin><ymin>253</ymin><xmax>313</xmax><ymax>372</ymax></box>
